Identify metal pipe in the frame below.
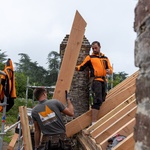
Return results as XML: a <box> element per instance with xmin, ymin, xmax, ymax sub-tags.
<box><xmin>0</xmin><ymin>70</ymin><xmax>6</xmax><ymax>76</ymax></box>
<box><xmin>4</xmin><ymin>121</ymin><xmax>20</xmax><ymax>132</ymax></box>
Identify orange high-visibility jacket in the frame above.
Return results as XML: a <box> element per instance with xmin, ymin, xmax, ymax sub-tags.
<box><xmin>76</xmin><ymin>52</ymin><xmax>113</xmax><ymax>82</ymax></box>
<box><xmin>0</xmin><ymin>59</ymin><xmax>16</xmax><ymax>112</ymax></box>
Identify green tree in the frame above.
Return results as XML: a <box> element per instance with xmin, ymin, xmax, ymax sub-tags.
<box><xmin>47</xmin><ymin>51</ymin><xmax>60</xmax><ymax>85</ymax></box>
<box><xmin>0</xmin><ymin>49</ymin><xmax>7</xmax><ymax>62</ymax></box>
<box><xmin>15</xmin><ymin>72</ymin><xmax>27</xmax><ymax>98</ymax></box>
<box><xmin>15</xmin><ymin>53</ymin><xmax>48</xmax><ymax>85</ymax></box>
<box><xmin>47</xmin><ymin>51</ymin><xmax>60</xmax><ymax>71</ymax></box>
<box><xmin>107</xmin><ymin>71</ymin><xmax>128</xmax><ymax>90</ymax></box>
<box><xmin>15</xmin><ymin>53</ymin><xmax>32</xmax><ymax>73</ymax></box>
<box><xmin>15</xmin><ymin>53</ymin><xmax>49</xmax><ymax>98</ymax></box>
<box><xmin>14</xmin><ymin>51</ymin><xmax>61</xmax><ymax>98</ymax></box>
<box><xmin>0</xmin><ymin>50</ymin><xmax>7</xmax><ymax>70</ymax></box>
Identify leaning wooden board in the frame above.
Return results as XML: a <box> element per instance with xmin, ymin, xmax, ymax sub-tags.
<box><xmin>52</xmin><ymin>10</ymin><xmax>87</xmax><ymax>104</ymax></box>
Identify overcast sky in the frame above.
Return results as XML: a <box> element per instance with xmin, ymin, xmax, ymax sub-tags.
<box><xmin>0</xmin><ymin>0</ymin><xmax>138</xmax><ymax>75</ymax></box>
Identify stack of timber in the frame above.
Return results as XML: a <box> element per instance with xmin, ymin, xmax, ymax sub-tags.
<box><xmin>67</xmin><ymin>71</ymin><xmax>138</xmax><ymax>150</ymax></box>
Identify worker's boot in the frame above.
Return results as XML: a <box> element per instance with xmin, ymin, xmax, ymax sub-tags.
<box><xmin>92</xmin><ymin>108</ymin><xmax>99</xmax><ymax>125</ymax></box>
<box><xmin>82</xmin><ymin>108</ymin><xmax>99</xmax><ymax>136</ymax></box>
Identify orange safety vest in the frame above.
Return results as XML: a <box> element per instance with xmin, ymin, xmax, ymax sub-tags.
<box><xmin>76</xmin><ymin>52</ymin><xmax>113</xmax><ymax>82</ymax></box>
<box><xmin>0</xmin><ymin>59</ymin><xmax>16</xmax><ymax>112</ymax></box>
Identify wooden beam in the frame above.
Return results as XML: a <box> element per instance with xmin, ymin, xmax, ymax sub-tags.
<box><xmin>66</xmin><ymin>110</ymin><xmax>91</xmax><ymax>137</ymax></box>
<box><xmin>85</xmin><ymin>94</ymin><xmax>135</xmax><ymax>134</ymax></box>
<box><xmin>112</xmin><ymin>133</ymin><xmax>134</xmax><ymax>150</ymax></box>
<box><xmin>19</xmin><ymin>106</ymin><xmax>32</xmax><ymax>150</ymax></box>
<box><xmin>66</xmin><ymin>76</ymin><xmax>136</xmax><ymax>137</ymax></box>
<box><xmin>7</xmin><ymin>133</ymin><xmax>19</xmax><ymax>150</ymax></box>
<box><xmin>94</xmin><ymin>106</ymin><xmax>136</xmax><ymax>143</ymax></box>
<box><xmin>90</xmin><ymin>99</ymin><xmax>136</xmax><ymax>138</ymax></box>
<box><xmin>100</xmin><ymin>118</ymin><xmax>135</xmax><ymax>150</ymax></box>
<box><xmin>75</xmin><ymin>72</ymin><xmax>137</xmax><ymax>148</ymax></box>
<box><xmin>106</xmin><ymin>71</ymin><xmax>138</xmax><ymax>99</ymax></box>
<box><xmin>98</xmin><ymin>83</ymin><xmax>136</xmax><ymax>118</ymax></box>
<box><xmin>53</xmin><ymin>10</ymin><xmax>87</xmax><ymax>104</ymax></box>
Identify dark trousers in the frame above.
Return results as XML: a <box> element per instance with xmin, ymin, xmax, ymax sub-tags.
<box><xmin>91</xmin><ymin>80</ymin><xmax>106</xmax><ymax>110</ymax></box>
<box><xmin>37</xmin><ymin>133</ymin><xmax>72</xmax><ymax>150</ymax></box>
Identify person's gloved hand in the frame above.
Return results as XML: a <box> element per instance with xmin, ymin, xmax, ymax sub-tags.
<box><xmin>67</xmin><ymin>93</ymin><xmax>73</xmax><ymax>101</ymax></box>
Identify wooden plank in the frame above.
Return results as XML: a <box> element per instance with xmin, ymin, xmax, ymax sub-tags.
<box><xmin>106</xmin><ymin>77</ymin><xmax>136</xmax><ymax>101</ymax></box>
<box><xmin>94</xmin><ymin>106</ymin><xmax>136</xmax><ymax>143</ymax></box>
<box><xmin>112</xmin><ymin>133</ymin><xmax>134</xmax><ymax>150</ymax></box>
<box><xmin>90</xmin><ymin>99</ymin><xmax>136</xmax><ymax>138</ymax></box>
<box><xmin>66</xmin><ymin>110</ymin><xmax>91</xmax><ymax>137</ymax></box>
<box><xmin>7</xmin><ymin>133</ymin><xmax>19</xmax><ymax>150</ymax></box>
<box><xmin>53</xmin><ymin>10</ymin><xmax>87</xmax><ymax>104</ymax></box>
<box><xmin>19</xmin><ymin>106</ymin><xmax>32</xmax><ymax>150</ymax></box>
<box><xmin>66</xmin><ymin>79</ymin><xmax>136</xmax><ymax>137</ymax></box>
<box><xmin>85</xmin><ymin>94</ymin><xmax>135</xmax><ymax>134</ymax></box>
<box><xmin>100</xmin><ymin>118</ymin><xmax>135</xmax><ymax>150</ymax></box>
<box><xmin>98</xmin><ymin>83</ymin><xmax>136</xmax><ymax>118</ymax></box>
<box><xmin>106</xmin><ymin>71</ymin><xmax>138</xmax><ymax>99</ymax></box>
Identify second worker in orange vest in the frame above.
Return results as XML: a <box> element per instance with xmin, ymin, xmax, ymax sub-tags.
<box><xmin>76</xmin><ymin>41</ymin><xmax>113</xmax><ymax>125</ymax></box>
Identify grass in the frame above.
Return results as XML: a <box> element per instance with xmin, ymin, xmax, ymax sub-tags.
<box><xmin>3</xmin><ymin>131</ymin><xmax>13</xmax><ymax>143</ymax></box>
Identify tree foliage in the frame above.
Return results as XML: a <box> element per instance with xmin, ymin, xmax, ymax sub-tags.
<box><xmin>0</xmin><ymin>49</ymin><xmax>7</xmax><ymax>63</ymax></box>
<box><xmin>15</xmin><ymin>72</ymin><xmax>27</xmax><ymax>98</ymax></box>
<box><xmin>1</xmin><ymin>50</ymin><xmax>128</xmax><ymax>99</ymax></box>
<box><xmin>107</xmin><ymin>71</ymin><xmax>128</xmax><ymax>90</ymax></box>
<box><xmin>15</xmin><ymin>53</ymin><xmax>48</xmax><ymax>85</ymax></box>
<box><xmin>13</xmin><ymin>51</ymin><xmax>60</xmax><ymax>98</ymax></box>
<box><xmin>0</xmin><ymin>49</ymin><xmax>7</xmax><ymax>70</ymax></box>
<box><xmin>46</xmin><ymin>51</ymin><xmax>60</xmax><ymax>85</ymax></box>
<box><xmin>47</xmin><ymin>51</ymin><xmax>60</xmax><ymax>71</ymax></box>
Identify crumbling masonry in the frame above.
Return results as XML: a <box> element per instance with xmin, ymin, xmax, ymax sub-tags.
<box><xmin>134</xmin><ymin>0</ymin><xmax>150</xmax><ymax>149</ymax></box>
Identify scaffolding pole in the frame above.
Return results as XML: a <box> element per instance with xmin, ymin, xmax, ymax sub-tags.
<box><xmin>25</xmin><ymin>77</ymin><xmax>55</xmax><ymax>106</ymax></box>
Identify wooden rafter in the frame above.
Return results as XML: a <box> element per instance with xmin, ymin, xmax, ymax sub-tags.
<box><xmin>85</xmin><ymin>94</ymin><xmax>135</xmax><ymax>135</ymax></box>
<box><xmin>66</xmin><ymin>74</ymin><xmax>136</xmax><ymax>137</ymax></box>
<box><xmin>90</xmin><ymin>98</ymin><xmax>136</xmax><ymax>138</ymax></box>
<box><xmin>95</xmin><ymin>106</ymin><xmax>136</xmax><ymax>143</ymax></box>
<box><xmin>112</xmin><ymin>133</ymin><xmax>134</xmax><ymax>150</ymax></box>
<box><xmin>100</xmin><ymin>118</ymin><xmax>135</xmax><ymax>150</ymax></box>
